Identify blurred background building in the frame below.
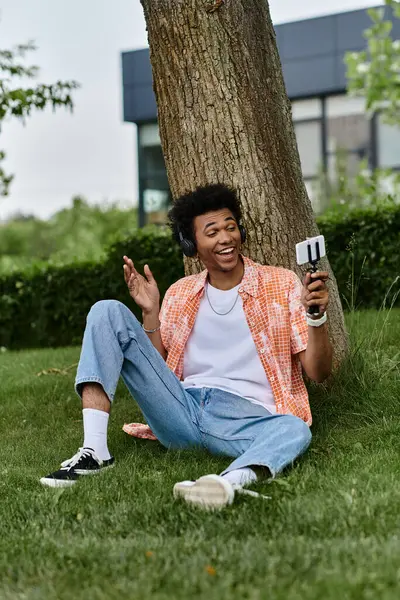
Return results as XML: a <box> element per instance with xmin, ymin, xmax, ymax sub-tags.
<box><xmin>121</xmin><ymin>6</ymin><xmax>400</xmax><ymax>226</ymax></box>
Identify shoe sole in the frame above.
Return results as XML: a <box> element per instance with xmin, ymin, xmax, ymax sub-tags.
<box><xmin>40</xmin><ymin>463</ymin><xmax>114</xmax><ymax>489</ymax></box>
<box><xmin>173</xmin><ymin>475</ymin><xmax>235</xmax><ymax>509</ymax></box>
<box><xmin>40</xmin><ymin>477</ymin><xmax>77</xmax><ymax>489</ymax></box>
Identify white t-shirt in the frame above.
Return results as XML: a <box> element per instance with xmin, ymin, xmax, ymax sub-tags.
<box><xmin>182</xmin><ymin>282</ymin><xmax>276</xmax><ymax>413</ymax></box>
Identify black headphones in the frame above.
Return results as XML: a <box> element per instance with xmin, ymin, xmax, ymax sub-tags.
<box><xmin>178</xmin><ymin>224</ymin><xmax>247</xmax><ymax>257</ymax></box>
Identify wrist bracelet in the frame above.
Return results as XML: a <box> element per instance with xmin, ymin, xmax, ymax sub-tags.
<box><xmin>306</xmin><ymin>312</ymin><xmax>327</xmax><ymax>327</ymax></box>
<box><xmin>142</xmin><ymin>324</ymin><xmax>161</xmax><ymax>334</ymax></box>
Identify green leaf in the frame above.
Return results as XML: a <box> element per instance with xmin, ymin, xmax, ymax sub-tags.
<box><xmin>0</xmin><ymin>39</ymin><xmax>79</xmax><ymax>195</ymax></box>
<box><xmin>368</xmin><ymin>7</ymin><xmax>386</xmax><ymax>23</ymax></box>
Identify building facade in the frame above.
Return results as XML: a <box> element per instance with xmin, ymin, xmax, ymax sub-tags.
<box><xmin>122</xmin><ymin>6</ymin><xmax>400</xmax><ymax>226</ymax></box>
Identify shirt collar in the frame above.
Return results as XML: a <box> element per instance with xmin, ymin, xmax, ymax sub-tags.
<box><xmin>188</xmin><ymin>255</ymin><xmax>259</xmax><ymax>300</ymax></box>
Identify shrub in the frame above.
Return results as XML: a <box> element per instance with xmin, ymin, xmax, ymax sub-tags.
<box><xmin>318</xmin><ymin>203</ymin><xmax>400</xmax><ymax>310</ymax></box>
<box><xmin>0</xmin><ymin>197</ymin><xmax>139</xmax><ymax>276</ymax></box>
<box><xmin>0</xmin><ymin>227</ymin><xmax>183</xmax><ymax>350</ymax></box>
<box><xmin>1</xmin><ymin>206</ymin><xmax>400</xmax><ymax>350</ymax></box>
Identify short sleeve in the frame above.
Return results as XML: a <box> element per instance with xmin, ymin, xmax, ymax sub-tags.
<box><xmin>288</xmin><ymin>272</ymin><xmax>308</xmax><ymax>355</ymax></box>
<box><xmin>159</xmin><ymin>286</ymin><xmax>173</xmax><ymax>353</ymax></box>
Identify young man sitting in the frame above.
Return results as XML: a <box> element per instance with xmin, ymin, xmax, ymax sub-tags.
<box><xmin>41</xmin><ymin>184</ymin><xmax>332</xmax><ymax>508</ymax></box>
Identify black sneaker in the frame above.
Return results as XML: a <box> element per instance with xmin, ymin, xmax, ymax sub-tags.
<box><xmin>40</xmin><ymin>447</ymin><xmax>115</xmax><ymax>488</ymax></box>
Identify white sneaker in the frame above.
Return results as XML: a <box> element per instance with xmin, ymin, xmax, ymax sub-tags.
<box><xmin>173</xmin><ymin>474</ymin><xmax>235</xmax><ymax>509</ymax></box>
<box><xmin>173</xmin><ymin>474</ymin><xmax>272</xmax><ymax>509</ymax></box>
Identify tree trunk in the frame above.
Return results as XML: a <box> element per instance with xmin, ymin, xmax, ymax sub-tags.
<box><xmin>140</xmin><ymin>0</ymin><xmax>348</xmax><ymax>364</ymax></box>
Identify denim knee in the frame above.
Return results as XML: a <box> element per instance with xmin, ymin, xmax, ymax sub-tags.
<box><xmin>286</xmin><ymin>415</ymin><xmax>312</xmax><ymax>448</ymax></box>
<box><xmin>86</xmin><ymin>300</ymin><xmax>143</xmax><ymax>349</ymax></box>
<box><xmin>87</xmin><ymin>300</ymin><xmax>134</xmax><ymax>324</ymax></box>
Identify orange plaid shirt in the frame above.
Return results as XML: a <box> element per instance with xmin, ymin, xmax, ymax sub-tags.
<box><xmin>160</xmin><ymin>256</ymin><xmax>311</xmax><ymax>425</ymax></box>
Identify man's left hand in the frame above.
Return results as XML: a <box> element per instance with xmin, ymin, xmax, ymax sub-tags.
<box><xmin>301</xmin><ymin>271</ymin><xmax>329</xmax><ymax>315</ymax></box>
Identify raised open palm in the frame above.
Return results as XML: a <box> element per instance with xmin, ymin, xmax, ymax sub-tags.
<box><xmin>123</xmin><ymin>256</ymin><xmax>160</xmax><ymax>314</ymax></box>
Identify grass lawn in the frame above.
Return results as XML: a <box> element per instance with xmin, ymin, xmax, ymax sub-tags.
<box><xmin>1</xmin><ymin>309</ymin><xmax>400</xmax><ymax>599</ymax></box>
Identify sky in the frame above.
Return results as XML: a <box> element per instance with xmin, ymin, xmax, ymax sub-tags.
<box><xmin>0</xmin><ymin>0</ymin><xmax>383</xmax><ymax>220</ymax></box>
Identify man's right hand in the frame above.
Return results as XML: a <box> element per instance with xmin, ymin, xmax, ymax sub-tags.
<box><xmin>123</xmin><ymin>256</ymin><xmax>160</xmax><ymax>315</ymax></box>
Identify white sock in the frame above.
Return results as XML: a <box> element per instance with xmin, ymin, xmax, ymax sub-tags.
<box><xmin>82</xmin><ymin>408</ymin><xmax>111</xmax><ymax>461</ymax></box>
<box><xmin>221</xmin><ymin>467</ymin><xmax>257</xmax><ymax>487</ymax></box>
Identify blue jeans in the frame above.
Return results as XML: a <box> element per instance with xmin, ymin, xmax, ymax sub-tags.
<box><xmin>75</xmin><ymin>300</ymin><xmax>312</xmax><ymax>477</ymax></box>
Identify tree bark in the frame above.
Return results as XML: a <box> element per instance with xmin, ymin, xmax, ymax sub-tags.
<box><xmin>140</xmin><ymin>0</ymin><xmax>348</xmax><ymax>364</ymax></box>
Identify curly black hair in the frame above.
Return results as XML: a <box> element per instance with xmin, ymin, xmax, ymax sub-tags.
<box><xmin>168</xmin><ymin>183</ymin><xmax>242</xmax><ymax>245</ymax></box>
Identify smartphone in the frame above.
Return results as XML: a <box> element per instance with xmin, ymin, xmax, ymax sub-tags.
<box><xmin>296</xmin><ymin>235</ymin><xmax>326</xmax><ymax>266</ymax></box>
<box><xmin>296</xmin><ymin>235</ymin><xmax>326</xmax><ymax>316</ymax></box>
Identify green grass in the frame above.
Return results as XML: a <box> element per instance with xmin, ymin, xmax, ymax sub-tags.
<box><xmin>1</xmin><ymin>310</ymin><xmax>400</xmax><ymax>599</ymax></box>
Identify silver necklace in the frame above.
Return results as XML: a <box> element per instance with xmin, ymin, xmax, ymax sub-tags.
<box><xmin>205</xmin><ymin>284</ymin><xmax>240</xmax><ymax>316</ymax></box>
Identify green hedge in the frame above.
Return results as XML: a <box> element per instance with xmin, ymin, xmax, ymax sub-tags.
<box><xmin>0</xmin><ymin>228</ymin><xmax>183</xmax><ymax>350</ymax></box>
<box><xmin>1</xmin><ymin>206</ymin><xmax>400</xmax><ymax>350</ymax></box>
<box><xmin>318</xmin><ymin>204</ymin><xmax>400</xmax><ymax>311</ymax></box>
